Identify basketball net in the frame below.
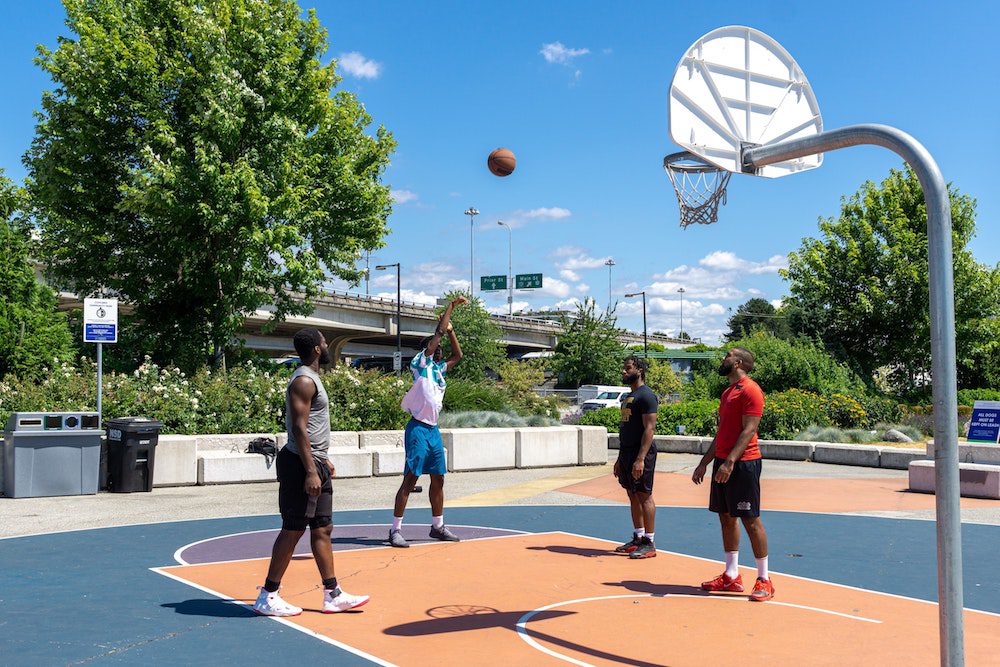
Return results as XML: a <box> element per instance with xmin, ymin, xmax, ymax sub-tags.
<box><xmin>663</xmin><ymin>152</ymin><xmax>732</xmax><ymax>228</ymax></box>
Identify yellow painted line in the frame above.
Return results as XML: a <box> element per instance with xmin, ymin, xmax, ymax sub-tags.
<box><xmin>451</xmin><ymin>464</ymin><xmax>614</xmax><ymax>507</ymax></box>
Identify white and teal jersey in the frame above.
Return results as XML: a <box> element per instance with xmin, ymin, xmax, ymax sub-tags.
<box><xmin>400</xmin><ymin>349</ymin><xmax>448</xmax><ymax>425</ymax></box>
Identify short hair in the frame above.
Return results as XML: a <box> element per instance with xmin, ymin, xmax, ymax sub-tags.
<box><xmin>731</xmin><ymin>347</ymin><xmax>755</xmax><ymax>373</ymax></box>
<box><xmin>623</xmin><ymin>354</ymin><xmax>648</xmax><ymax>379</ymax></box>
<box><xmin>293</xmin><ymin>328</ymin><xmax>324</xmax><ymax>361</ymax></box>
<box><xmin>420</xmin><ymin>335</ymin><xmax>434</xmax><ymax>351</ymax></box>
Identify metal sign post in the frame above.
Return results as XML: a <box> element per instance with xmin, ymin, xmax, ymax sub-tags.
<box><xmin>83</xmin><ymin>298</ymin><xmax>118</xmax><ymax>424</ymax></box>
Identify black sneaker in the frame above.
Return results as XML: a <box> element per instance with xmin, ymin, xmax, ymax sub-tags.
<box><xmin>388</xmin><ymin>529</ymin><xmax>409</xmax><ymax>548</ymax></box>
<box><xmin>629</xmin><ymin>536</ymin><xmax>657</xmax><ymax>559</ymax></box>
<box><xmin>429</xmin><ymin>525</ymin><xmax>460</xmax><ymax>542</ymax></box>
<box><xmin>614</xmin><ymin>535</ymin><xmax>643</xmax><ymax>554</ymax></box>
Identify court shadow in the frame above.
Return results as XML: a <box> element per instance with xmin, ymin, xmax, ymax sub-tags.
<box><xmin>384</xmin><ymin>609</ymin><xmax>574</xmax><ymax>636</ymax></box>
<box><xmin>525</xmin><ymin>545</ymin><xmax>613</xmax><ymax>558</ymax></box>
<box><xmin>603</xmin><ymin>580</ymin><xmax>709</xmax><ymax>596</ymax></box>
<box><xmin>161</xmin><ymin>599</ymin><xmax>256</xmax><ymax>618</ymax></box>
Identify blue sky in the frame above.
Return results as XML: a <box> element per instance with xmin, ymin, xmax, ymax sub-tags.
<box><xmin>2</xmin><ymin>1</ymin><xmax>998</xmax><ymax>344</ymax></box>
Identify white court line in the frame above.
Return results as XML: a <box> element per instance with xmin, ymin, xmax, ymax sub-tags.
<box><xmin>554</xmin><ymin>530</ymin><xmax>1000</xmax><ymax>619</ymax></box>
<box><xmin>169</xmin><ymin>524</ymin><xmax>532</xmax><ymax>566</ymax></box>
<box><xmin>151</xmin><ymin>566</ymin><xmax>396</xmax><ymax>667</ymax></box>
<box><xmin>515</xmin><ymin>593</ymin><xmax>880</xmax><ymax>667</ymax></box>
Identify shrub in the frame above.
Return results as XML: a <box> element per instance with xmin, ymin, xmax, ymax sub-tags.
<box><xmin>825</xmin><ymin>393</ymin><xmax>867</xmax><ymax>429</ymax></box>
<box><xmin>443</xmin><ymin>379</ymin><xmax>519</xmax><ymax>414</ymax></box>
<box><xmin>438</xmin><ymin>410</ymin><xmax>558</xmax><ymax>428</ymax></box>
<box><xmin>957</xmin><ymin>389</ymin><xmax>1000</xmax><ymax>405</ymax></box>
<box><xmin>759</xmin><ymin>389</ymin><xmax>830</xmax><ymax>440</ymax></box>
<box><xmin>873</xmin><ymin>423</ymin><xmax>924</xmax><ymax>441</ymax></box>
<box><xmin>578</xmin><ymin>406</ymin><xmax>621</xmax><ymax>431</ymax></box>
<box><xmin>850</xmin><ymin>393</ymin><xmax>903</xmax><ymax>427</ymax></box>
<box><xmin>321</xmin><ymin>366</ymin><xmax>409</xmax><ymax>432</ymax></box>
<box><xmin>655</xmin><ymin>400</ymin><xmax>719</xmax><ymax>436</ymax></box>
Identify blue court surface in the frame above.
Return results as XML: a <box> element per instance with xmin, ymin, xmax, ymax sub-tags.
<box><xmin>2</xmin><ymin>506</ymin><xmax>999</xmax><ymax>665</ymax></box>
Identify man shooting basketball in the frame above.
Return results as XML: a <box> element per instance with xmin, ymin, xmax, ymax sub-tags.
<box><xmin>691</xmin><ymin>347</ymin><xmax>774</xmax><ymax>601</ymax></box>
<box><xmin>388</xmin><ymin>295</ymin><xmax>467</xmax><ymax>548</ymax></box>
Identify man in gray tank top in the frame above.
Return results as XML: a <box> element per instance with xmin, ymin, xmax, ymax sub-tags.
<box><xmin>253</xmin><ymin>328</ymin><xmax>369</xmax><ymax>616</ymax></box>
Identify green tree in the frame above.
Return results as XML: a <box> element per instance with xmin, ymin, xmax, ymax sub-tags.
<box><xmin>782</xmin><ymin>166</ymin><xmax>1000</xmax><ymax>392</ymax></box>
<box><xmin>725</xmin><ymin>298</ymin><xmax>791</xmax><ymax>341</ymax></box>
<box><xmin>26</xmin><ymin>0</ymin><xmax>396</xmax><ymax>371</ymax></box>
<box><xmin>438</xmin><ymin>290</ymin><xmax>504</xmax><ymax>381</ymax></box>
<box><xmin>0</xmin><ymin>172</ymin><xmax>75</xmax><ymax>379</ymax></box>
<box><xmin>497</xmin><ymin>358</ymin><xmax>546</xmax><ymax>401</ymax></box>
<box><xmin>644</xmin><ymin>360</ymin><xmax>682</xmax><ymax>398</ymax></box>
<box><xmin>552</xmin><ymin>299</ymin><xmax>626</xmax><ymax>387</ymax></box>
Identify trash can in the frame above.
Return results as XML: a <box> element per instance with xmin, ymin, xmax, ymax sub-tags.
<box><xmin>2</xmin><ymin>412</ymin><xmax>103</xmax><ymax>498</ymax></box>
<box><xmin>106</xmin><ymin>418</ymin><xmax>163</xmax><ymax>493</ymax></box>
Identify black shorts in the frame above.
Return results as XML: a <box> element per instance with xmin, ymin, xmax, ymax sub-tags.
<box><xmin>276</xmin><ymin>447</ymin><xmax>333</xmax><ymax>531</ymax></box>
<box><xmin>616</xmin><ymin>447</ymin><xmax>657</xmax><ymax>495</ymax></box>
<box><xmin>709</xmin><ymin>457</ymin><xmax>762</xmax><ymax>517</ymax></box>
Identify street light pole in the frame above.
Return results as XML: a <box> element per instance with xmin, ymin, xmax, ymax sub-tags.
<box><xmin>465</xmin><ymin>207</ymin><xmax>479</xmax><ymax>296</ymax></box>
<box><xmin>604</xmin><ymin>258</ymin><xmax>615</xmax><ymax>312</ymax></box>
<box><xmin>677</xmin><ymin>287</ymin><xmax>686</xmax><ymax>340</ymax></box>
<box><xmin>625</xmin><ymin>291</ymin><xmax>647</xmax><ymax>357</ymax></box>
<box><xmin>498</xmin><ymin>220</ymin><xmax>512</xmax><ymax>316</ymax></box>
<box><xmin>376</xmin><ymin>263</ymin><xmax>402</xmax><ymax>375</ymax></box>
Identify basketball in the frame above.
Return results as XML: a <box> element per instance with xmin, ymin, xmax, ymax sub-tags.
<box><xmin>487</xmin><ymin>148</ymin><xmax>516</xmax><ymax>177</ymax></box>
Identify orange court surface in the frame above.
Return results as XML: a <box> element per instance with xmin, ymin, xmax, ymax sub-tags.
<box><xmin>156</xmin><ymin>528</ymin><xmax>1000</xmax><ymax>666</ymax></box>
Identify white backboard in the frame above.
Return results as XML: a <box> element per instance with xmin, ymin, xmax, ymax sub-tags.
<box><xmin>669</xmin><ymin>26</ymin><xmax>823</xmax><ymax>178</ymax></box>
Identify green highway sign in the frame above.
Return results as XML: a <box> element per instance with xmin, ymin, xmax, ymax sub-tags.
<box><xmin>516</xmin><ymin>273</ymin><xmax>543</xmax><ymax>289</ymax></box>
<box><xmin>480</xmin><ymin>275</ymin><xmax>507</xmax><ymax>291</ymax></box>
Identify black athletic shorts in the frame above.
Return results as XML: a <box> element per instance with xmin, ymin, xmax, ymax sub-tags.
<box><xmin>709</xmin><ymin>457</ymin><xmax>762</xmax><ymax>517</ymax></box>
<box><xmin>276</xmin><ymin>447</ymin><xmax>333</xmax><ymax>531</ymax></box>
<box><xmin>616</xmin><ymin>447</ymin><xmax>657</xmax><ymax>495</ymax></box>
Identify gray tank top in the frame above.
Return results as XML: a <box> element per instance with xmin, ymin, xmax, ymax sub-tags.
<box><xmin>284</xmin><ymin>366</ymin><xmax>330</xmax><ymax>460</ymax></box>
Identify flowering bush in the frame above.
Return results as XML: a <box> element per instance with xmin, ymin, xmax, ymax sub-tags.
<box><xmin>321</xmin><ymin>366</ymin><xmax>409</xmax><ymax>431</ymax></box>
<box><xmin>759</xmin><ymin>389</ymin><xmax>830</xmax><ymax>440</ymax></box>
<box><xmin>824</xmin><ymin>393</ymin><xmax>868</xmax><ymax>429</ymax></box>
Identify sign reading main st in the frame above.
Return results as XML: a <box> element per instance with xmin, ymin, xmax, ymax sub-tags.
<box><xmin>516</xmin><ymin>273</ymin><xmax>543</xmax><ymax>289</ymax></box>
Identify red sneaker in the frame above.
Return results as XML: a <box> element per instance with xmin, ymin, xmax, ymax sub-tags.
<box><xmin>701</xmin><ymin>572</ymin><xmax>744</xmax><ymax>592</ymax></box>
<box><xmin>749</xmin><ymin>577</ymin><xmax>775</xmax><ymax>602</ymax></box>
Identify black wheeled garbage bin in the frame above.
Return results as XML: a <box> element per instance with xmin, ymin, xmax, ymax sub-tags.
<box><xmin>106</xmin><ymin>418</ymin><xmax>163</xmax><ymax>493</ymax></box>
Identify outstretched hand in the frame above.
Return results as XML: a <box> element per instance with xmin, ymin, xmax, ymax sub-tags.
<box><xmin>452</xmin><ymin>296</ymin><xmax>469</xmax><ymax>307</ymax></box>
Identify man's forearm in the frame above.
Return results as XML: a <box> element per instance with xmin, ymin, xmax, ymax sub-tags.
<box><xmin>447</xmin><ymin>329</ymin><xmax>462</xmax><ymax>357</ymax></box>
<box><xmin>697</xmin><ymin>437</ymin><xmax>718</xmax><ymax>467</ymax></box>
<box><xmin>437</xmin><ymin>303</ymin><xmax>456</xmax><ymax>333</ymax></box>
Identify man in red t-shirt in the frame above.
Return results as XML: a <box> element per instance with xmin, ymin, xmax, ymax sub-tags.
<box><xmin>691</xmin><ymin>347</ymin><xmax>774</xmax><ymax>601</ymax></box>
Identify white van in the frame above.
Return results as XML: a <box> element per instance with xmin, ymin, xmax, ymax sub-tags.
<box><xmin>577</xmin><ymin>385</ymin><xmax>630</xmax><ymax>412</ymax></box>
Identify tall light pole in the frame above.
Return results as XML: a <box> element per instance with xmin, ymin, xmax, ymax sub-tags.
<box><xmin>364</xmin><ymin>250</ymin><xmax>371</xmax><ymax>296</ymax></box>
<box><xmin>625</xmin><ymin>291</ymin><xmax>647</xmax><ymax>357</ymax></box>
<box><xmin>498</xmin><ymin>220</ymin><xmax>512</xmax><ymax>316</ymax></box>
<box><xmin>604</xmin><ymin>258</ymin><xmax>616</xmax><ymax>312</ymax></box>
<box><xmin>464</xmin><ymin>207</ymin><xmax>479</xmax><ymax>296</ymax></box>
<box><xmin>376</xmin><ymin>263</ymin><xmax>401</xmax><ymax>374</ymax></box>
<box><xmin>677</xmin><ymin>287</ymin><xmax>686</xmax><ymax>340</ymax></box>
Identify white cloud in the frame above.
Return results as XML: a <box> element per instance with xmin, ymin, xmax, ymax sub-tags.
<box><xmin>488</xmin><ymin>301</ymin><xmax>530</xmax><ymax>315</ymax></box>
<box><xmin>390</xmin><ymin>189</ymin><xmax>418</xmax><ymax>204</ymax></box>
<box><xmin>560</xmin><ymin>269</ymin><xmax>581</xmax><ymax>282</ymax></box>
<box><xmin>501</xmin><ymin>206</ymin><xmax>572</xmax><ymax>229</ymax></box>
<box><xmin>536</xmin><ymin>276</ymin><xmax>572</xmax><ymax>298</ymax></box>
<box><xmin>375</xmin><ymin>289</ymin><xmax>437</xmax><ymax>305</ymax></box>
<box><xmin>553</xmin><ymin>245</ymin><xmax>586</xmax><ymax>257</ymax></box>
<box><xmin>561</xmin><ymin>253</ymin><xmax>612</xmax><ymax>271</ymax></box>
<box><xmin>575</xmin><ymin>283</ymin><xmax>590</xmax><ymax>294</ymax></box>
<box><xmin>699</xmin><ymin>251</ymin><xmax>788</xmax><ymax>275</ymax></box>
<box><xmin>338</xmin><ymin>52</ymin><xmax>382</xmax><ymax>79</ymax></box>
<box><xmin>770</xmin><ymin>298</ymin><xmax>784</xmax><ymax>309</ymax></box>
<box><xmin>540</xmin><ymin>42</ymin><xmax>590</xmax><ymax>65</ymax></box>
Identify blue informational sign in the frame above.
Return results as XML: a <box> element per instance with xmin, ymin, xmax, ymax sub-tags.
<box><xmin>84</xmin><ymin>323</ymin><xmax>117</xmax><ymax>343</ymax></box>
<box><xmin>967</xmin><ymin>401</ymin><xmax>1000</xmax><ymax>444</ymax></box>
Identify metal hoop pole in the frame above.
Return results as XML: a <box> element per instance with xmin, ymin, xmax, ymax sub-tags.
<box><xmin>746</xmin><ymin>124</ymin><xmax>963</xmax><ymax>666</ymax></box>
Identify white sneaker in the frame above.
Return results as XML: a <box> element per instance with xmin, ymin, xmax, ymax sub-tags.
<box><xmin>253</xmin><ymin>586</ymin><xmax>302</xmax><ymax>617</ymax></box>
<box><xmin>323</xmin><ymin>587</ymin><xmax>370</xmax><ymax>613</ymax></box>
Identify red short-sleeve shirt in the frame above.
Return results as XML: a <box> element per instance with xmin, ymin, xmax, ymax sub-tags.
<box><xmin>716</xmin><ymin>377</ymin><xmax>765</xmax><ymax>461</ymax></box>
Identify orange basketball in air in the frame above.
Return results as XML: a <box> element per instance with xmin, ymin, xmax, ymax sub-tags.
<box><xmin>487</xmin><ymin>148</ymin><xmax>516</xmax><ymax>177</ymax></box>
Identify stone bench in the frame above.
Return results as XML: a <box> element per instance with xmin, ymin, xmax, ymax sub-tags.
<box><xmin>653</xmin><ymin>435</ymin><xmax>711</xmax><ymax>455</ymax></box>
<box><xmin>198</xmin><ymin>450</ymin><xmax>277</xmax><ymax>485</ymax></box>
<box><xmin>812</xmin><ymin>443</ymin><xmax>882</xmax><ymax>467</ymax></box>
<box><xmin>577</xmin><ymin>426</ymin><xmax>610</xmax><ymax>465</ymax></box>
<box><xmin>440</xmin><ymin>428</ymin><xmax>516</xmax><ymax>472</ymax></box>
<box><xmin>152</xmin><ymin>435</ymin><xmax>198</xmax><ymax>487</ymax></box>
<box><xmin>758</xmin><ymin>440</ymin><xmax>814</xmax><ymax>461</ymax></box>
<box><xmin>908</xmin><ymin>460</ymin><xmax>1000</xmax><ymax>499</ymax></box>
<box><xmin>359</xmin><ymin>430</ymin><xmax>404</xmax><ymax>476</ymax></box>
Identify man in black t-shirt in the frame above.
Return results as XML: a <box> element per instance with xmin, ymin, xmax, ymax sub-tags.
<box><xmin>612</xmin><ymin>355</ymin><xmax>659</xmax><ymax>559</ymax></box>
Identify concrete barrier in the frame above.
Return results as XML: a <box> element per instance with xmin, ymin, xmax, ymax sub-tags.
<box><xmin>360</xmin><ymin>430</ymin><xmax>405</xmax><ymax>449</ymax></box>
<box><xmin>153</xmin><ymin>435</ymin><xmax>198</xmax><ymax>487</ymax></box>
<box><xmin>812</xmin><ymin>443</ymin><xmax>881</xmax><ymax>467</ymax></box>
<box><xmin>198</xmin><ymin>450</ymin><xmax>277</xmax><ymax>484</ymax></box>
<box><xmin>653</xmin><ymin>435</ymin><xmax>710</xmax><ymax>454</ymax></box>
<box><xmin>441</xmin><ymin>428</ymin><xmax>516</xmax><ymax>472</ymax></box>
<box><xmin>330</xmin><ymin>431</ymin><xmax>362</xmax><ymax>448</ymax></box>
<box><xmin>879</xmin><ymin>448</ymin><xmax>927</xmax><ymax>470</ymax></box>
<box><xmin>576</xmin><ymin>426</ymin><xmax>609</xmax><ymax>465</ymax></box>
<box><xmin>908</xmin><ymin>460</ymin><xmax>1000</xmax><ymax>499</ymax></box>
<box><xmin>194</xmin><ymin>433</ymin><xmax>277</xmax><ymax>452</ymax></box>
<box><xmin>516</xmin><ymin>427</ymin><xmax>578</xmax><ymax>468</ymax></box>
<box><xmin>373</xmin><ymin>449</ymin><xmax>406</xmax><ymax>476</ymax></box>
<box><xmin>327</xmin><ymin>447</ymin><xmax>373</xmax><ymax>478</ymax></box>
<box><xmin>758</xmin><ymin>440</ymin><xmax>814</xmax><ymax>461</ymax></box>
<box><xmin>608</xmin><ymin>433</ymin><xmax>620</xmax><ymax>450</ymax></box>
<box><xmin>926</xmin><ymin>441</ymin><xmax>1000</xmax><ymax>465</ymax></box>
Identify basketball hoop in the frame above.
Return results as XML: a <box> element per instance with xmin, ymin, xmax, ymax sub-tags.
<box><xmin>663</xmin><ymin>151</ymin><xmax>732</xmax><ymax>228</ymax></box>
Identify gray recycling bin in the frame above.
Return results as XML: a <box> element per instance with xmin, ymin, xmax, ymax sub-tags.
<box><xmin>106</xmin><ymin>418</ymin><xmax>163</xmax><ymax>493</ymax></box>
<box><xmin>2</xmin><ymin>412</ymin><xmax>102</xmax><ymax>498</ymax></box>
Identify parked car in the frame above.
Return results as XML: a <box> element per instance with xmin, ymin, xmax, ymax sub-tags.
<box><xmin>577</xmin><ymin>384</ymin><xmax>630</xmax><ymax>403</ymax></box>
<box><xmin>580</xmin><ymin>389</ymin><xmax>630</xmax><ymax>413</ymax></box>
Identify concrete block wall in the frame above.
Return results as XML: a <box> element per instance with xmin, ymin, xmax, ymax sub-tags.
<box><xmin>909</xmin><ymin>460</ymin><xmax>1000</xmax><ymax>499</ymax></box>
<box><xmin>441</xmin><ymin>428</ymin><xmax>516</xmax><ymax>471</ymax></box>
<box><xmin>152</xmin><ymin>435</ymin><xmax>198</xmax><ymax>487</ymax></box>
<box><xmin>515</xmin><ymin>427</ymin><xmax>578</xmax><ymax>468</ymax></box>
